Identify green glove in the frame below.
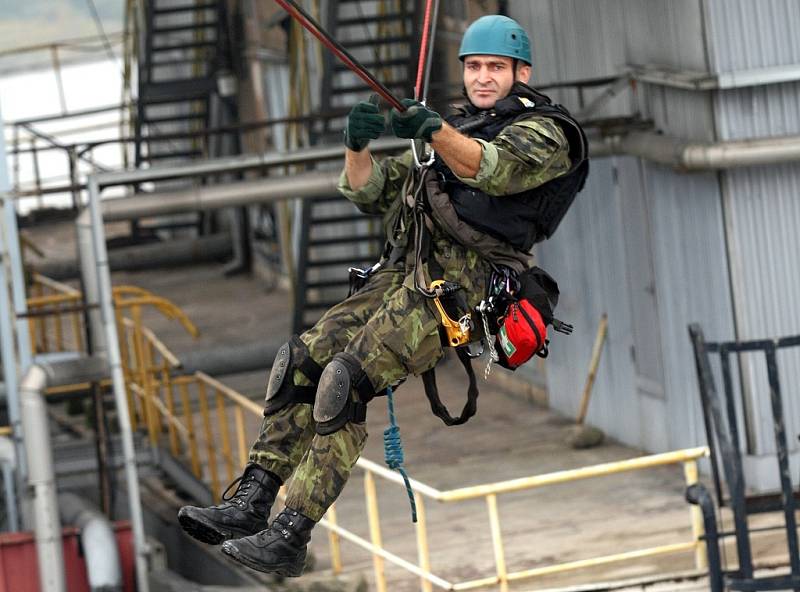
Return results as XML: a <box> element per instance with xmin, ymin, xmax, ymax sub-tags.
<box><xmin>389</xmin><ymin>99</ymin><xmax>443</xmax><ymax>142</ymax></box>
<box><xmin>344</xmin><ymin>94</ymin><xmax>385</xmax><ymax>152</ymax></box>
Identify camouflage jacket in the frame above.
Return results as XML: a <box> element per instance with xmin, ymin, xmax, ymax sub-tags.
<box><xmin>339</xmin><ymin>112</ymin><xmax>570</xmax><ymax>234</ymax></box>
<box><xmin>337</xmin><ymin>108</ymin><xmax>571</xmax><ymax>290</ymax></box>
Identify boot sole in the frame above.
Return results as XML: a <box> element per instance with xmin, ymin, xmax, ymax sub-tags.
<box><xmin>221</xmin><ymin>543</ymin><xmax>305</xmax><ymax>577</ymax></box>
<box><xmin>178</xmin><ymin>507</ymin><xmax>256</xmax><ymax>546</ymax></box>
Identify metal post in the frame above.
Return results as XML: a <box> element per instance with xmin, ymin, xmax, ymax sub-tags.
<box><xmin>0</xmin><ymin>104</ymin><xmax>29</xmax><ymax>525</ymax></box>
<box><xmin>12</xmin><ymin>126</ymin><xmax>19</xmax><ymax>192</ymax></box>
<box><xmin>85</xmin><ymin>175</ymin><xmax>151</xmax><ymax>592</ymax></box>
<box><xmin>486</xmin><ymin>494</ymin><xmax>508</xmax><ymax>592</ymax></box>
<box><xmin>326</xmin><ymin>504</ymin><xmax>343</xmax><ymax>575</ymax></box>
<box><xmin>414</xmin><ymin>493</ymin><xmax>433</xmax><ymax>592</ymax></box>
<box><xmin>21</xmin><ymin>366</ymin><xmax>66</xmax><ymax>592</ymax></box>
<box><xmin>764</xmin><ymin>345</ymin><xmax>800</xmax><ymax>576</ymax></box>
<box><xmin>0</xmin><ymin>211</ymin><xmax>22</xmax><ymax>529</ymax></box>
<box><xmin>364</xmin><ymin>471</ymin><xmax>387</xmax><ymax>592</ymax></box>
<box><xmin>68</xmin><ymin>148</ymin><xmax>80</xmax><ymax>211</ymax></box>
<box><xmin>50</xmin><ymin>45</ymin><xmax>68</xmax><ymax>116</ymax></box>
<box><xmin>683</xmin><ymin>460</ymin><xmax>708</xmax><ymax>569</ymax></box>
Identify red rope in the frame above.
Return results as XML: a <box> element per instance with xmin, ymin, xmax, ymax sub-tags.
<box><xmin>414</xmin><ymin>0</ymin><xmax>436</xmax><ymax>100</ymax></box>
<box><xmin>273</xmin><ymin>0</ymin><xmax>405</xmax><ymax>111</ymax></box>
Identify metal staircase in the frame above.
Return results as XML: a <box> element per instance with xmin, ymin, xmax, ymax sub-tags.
<box><xmin>134</xmin><ymin>0</ymin><xmax>241</xmax><ymax>238</ymax></box>
<box><xmin>293</xmin><ymin>0</ymin><xmax>421</xmax><ymax>332</ymax></box>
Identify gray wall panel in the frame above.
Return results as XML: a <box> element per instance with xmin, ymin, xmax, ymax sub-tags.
<box><xmin>510</xmin><ymin>0</ymin><xmax>630</xmax><ymax>117</ymax></box>
<box><xmin>538</xmin><ymin>158</ymin><xmax>641</xmax><ymax>449</ymax></box>
<box><xmin>721</xmin><ymin>164</ymin><xmax>800</xmax><ymax>457</ymax></box>
<box><xmin>704</xmin><ymin>0</ymin><xmax>800</xmax><ymax>72</ymax></box>
<box><xmin>506</xmin><ymin>0</ymin><xmax>798</xmax><ymax>487</ymax></box>
<box><xmin>621</xmin><ymin>0</ymin><xmax>708</xmax><ymax>70</ymax></box>
<box><xmin>642</xmin><ymin>164</ymin><xmax>735</xmax><ymax>452</ymax></box>
<box><xmin>715</xmin><ymin>82</ymin><xmax>800</xmax><ymax>139</ymax></box>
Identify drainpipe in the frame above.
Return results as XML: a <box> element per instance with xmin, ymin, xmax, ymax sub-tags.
<box><xmin>82</xmin><ymin>175</ymin><xmax>150</xmax><ymax>592</ymax></box>
<box><xmin>59</xmin><ymin>493</ymin><xmax>122</xmax><ymax>592</ymax></box>
<box><xmin>0</xmin><ymin>436</ymin><xmax>18</xmax><ymax>532</ymax></box>
<box><xmin>592</xmin><ymin>130</ymin><xmax>800</xmax><ymax>171</ymax></box>
<box><xmin>20</xmin><ymin>356</ymin><xmax>108</xmax><ymax>592</ymax></box>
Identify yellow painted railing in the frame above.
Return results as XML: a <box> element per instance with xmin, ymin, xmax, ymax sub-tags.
<box><xmin>341</xmin><ymin>448</ymin><xmax>709</xmax><ymax>592</ymax></box>
<box><xmin>26</xmin><ymin>273</ymin><xmax>85</xmax><ymax>354</ymax></box>
<box><xmin>23</xmin><ymin>274</ymin><xmax>711</xmax><ymax>591</ymax></box>
<box><xmin>127</xmin><ymin>350</ymin><xmax>710</xmax><ymax>591</ymax></box>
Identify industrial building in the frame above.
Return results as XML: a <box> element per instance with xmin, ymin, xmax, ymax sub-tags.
<box><xmin>0</xmin><ymin>1</ymin><xmax>798</xmax><ymax>590</ymax></box>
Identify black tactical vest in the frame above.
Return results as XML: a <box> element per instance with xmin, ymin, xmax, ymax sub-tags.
<box><xmin>432</xmin><ymin>82</ymin><xmax>589</xmax><ymax>252</ymax></box>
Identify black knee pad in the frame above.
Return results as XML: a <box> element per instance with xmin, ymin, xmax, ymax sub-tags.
<box><xmin>263</xmin><ymin>335</ymin><xmax>323</xmax><ymax>415</ymax></box>
<box><xmin>313</xmin><ymin>352</ymin><xmax>375</xmax><ymax>435</ymax></box>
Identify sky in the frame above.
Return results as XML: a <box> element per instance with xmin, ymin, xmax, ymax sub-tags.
<box><xmin>0</xmin><ymin>0</ymin><xmax>123</xmax><ymax>53</ymax></box>
<box><xmin>0</xmin><ymin>0</ymin><xmax>126</xmax><ymax>213</ymax></box>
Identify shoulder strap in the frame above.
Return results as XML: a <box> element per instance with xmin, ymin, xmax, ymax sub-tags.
<box><xmin>421</xmin><ymin>348</ymin><xmax>479</xmax><ymax>426</ymax></box>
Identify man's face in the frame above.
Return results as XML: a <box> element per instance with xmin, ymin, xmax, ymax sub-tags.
<box><xmin>463</xmin><ymin>55</ymin><xmax>532</xmax><ymax>109</ymax></box>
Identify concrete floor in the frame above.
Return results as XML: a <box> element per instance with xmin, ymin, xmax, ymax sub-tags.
<box><xmin>105</xmin><ymin>255</ymin><xmax>707</xmax><ymax>591</ymax></box>
<box><xmin>22</xmin><ymin>221</ymin><xmax>793</xmax><ymax>591</ymax></box>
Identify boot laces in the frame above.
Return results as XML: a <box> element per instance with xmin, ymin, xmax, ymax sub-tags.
<box><xmin>221</xmin><ymin>473</ymin><xmax>255</xmax><ymax>508</ymax></box>
<box><xmin>259</xmin><ymin>509</ymin><xmax>297</xmax><ymax>542</ymax></box>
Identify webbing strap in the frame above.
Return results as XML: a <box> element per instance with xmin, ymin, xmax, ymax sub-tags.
<box><xmin>288</xmin><ymin>385</ymin><xmax>317</xmax><ymax>405</ymax></box>
<box><xmin>290</xmin><ymin>335</ymin><xmax>323</xmax><ymax>383</ymax></box>
<box><xmin>421</xmin><ymin>348</ymin><xmax>479</xmax><ymax>426</ymax></box>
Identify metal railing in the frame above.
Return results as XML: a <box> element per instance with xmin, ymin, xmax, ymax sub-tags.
<box><xmin>341</xmin><ymin>448</ymin><xmax>709</xmax><ymax>592</ymax></box>
<box><xmin>125</xmin><ymin>339</ymin><xmax>711</xmax><ymax>591</ymax></box>
<box><xmin>20</xmin><ymin>274</ymin><xmax>712</xmax><ymax>590</ymax></box>
<box><xmin>26</xmin><ymin>273</ymin><xmax>85</xmax><ymax>354</ymax></box>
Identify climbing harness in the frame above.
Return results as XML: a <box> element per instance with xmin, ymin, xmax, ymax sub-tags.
<box><xmin>382</xmin><ymin>387</ymin><xmax>417</xmax><ymax>522</ymax></box>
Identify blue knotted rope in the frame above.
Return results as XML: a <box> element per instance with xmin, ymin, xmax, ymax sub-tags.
<box><xmin>383</xmin><ymin>387</ymin><xmax>418</xmax><ymax>522</ymax></box>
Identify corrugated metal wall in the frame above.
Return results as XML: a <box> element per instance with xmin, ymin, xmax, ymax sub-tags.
<box><xmin>508</xmin><ymin>0</ymin><xmax>800</xmax><ymax>486</ymax></box>
<box><xmin>703</xmin><ymin>0</ymin><xmax>800</xmax><ymax>479</ymax></box>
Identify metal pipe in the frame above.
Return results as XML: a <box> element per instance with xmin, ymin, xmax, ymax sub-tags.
<box><xmin>37</xmin><ymin>233</ymin><xmax>234</xmax><ymax>280</ymax></box>
<box><xmin>594</xmin><ymin>130</ymin><xmax>800</xmax><ymax>171</ymax></box>
<box><xmin>16</xmin><ymin>129</ymin><xmax>800</xmax><ymax>208</ymax></box>
<box><xmin>177</xmin><ymin>339</ymin><xmax>284</xmax><ymax>376</ymax></box>
<box><xmin>59</xmin><ymin>493</ymin><xmax>123</xmax><ymax>592</ymax></box>
<box><xmin>0</xmin><ymin>215</ymin><xmax>23</xmax><ymax>522</ymax></box>
<box><xmin>85</xmin><ymin>177</ymin><xmax>151</xmax><ymax>592</ymax></box>
<box><xmin>102</xmin><ymin>170</ymin><xmax>339</xmax><ymax>221</ymax></box>
<box><xmin>3</xmin><ymin>197</ymin><xmax>33</xmax><ymax>375</ymax></box>
<box><xmin>95</xmin><ymin>137</ymin><xmax>408</xmax><ymax>187</ymax></box>
<box><xmin>0</xmin><ymin>104</ymin><xmax>27</xmax><ymax>523</ymax></box>
<box><xmin>92</xmin><ymin>129</ymin><xmax>800</xmax><ymax>226</ymax></box>
<box><xmin>19</xmin><ymin>357</ymin><xmax>108</xmax><ymax>592</ymax></box>
<box><xmin>20</xmin><ymin>365</ymin><xmax>64</xmax><ymax>592</ymax></box>
<box><xmin>0</xmin><ymin>436</ymin><xmax>19</xmax><ymax>531</ymax></box>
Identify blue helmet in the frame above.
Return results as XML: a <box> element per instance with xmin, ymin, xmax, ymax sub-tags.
<box><xmin>458</xmin><ymin>15</ymin><xmax>532</xmax><ymax>66</ymax></box>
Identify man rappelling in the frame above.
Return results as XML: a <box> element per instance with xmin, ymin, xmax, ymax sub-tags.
<box><xmin>178</xmin><ymin>13</ymin><xmax>588</xmax><ymax>577</ymax></box>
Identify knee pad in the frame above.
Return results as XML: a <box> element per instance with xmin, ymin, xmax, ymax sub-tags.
<box><xmin>264</xmin><ymin>335</ymin><xmax>323</xmax><ymax>415</ymax></box>
<box><xmin>313</xmin><ymin>352</ymin><xmax>375</xmax><ymax>435</ymax></box>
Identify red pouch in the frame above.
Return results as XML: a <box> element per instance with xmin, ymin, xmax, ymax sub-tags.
<box><xmin>495</xmin><ymin>300</ymin><xmax>548</xmax><ymax>369</ymax></box>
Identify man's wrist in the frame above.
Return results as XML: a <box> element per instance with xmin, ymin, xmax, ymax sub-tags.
<box><xmin>344</xmin><ymin>129</ymin><xmax>369</xmax><ymax>152</ymax></box>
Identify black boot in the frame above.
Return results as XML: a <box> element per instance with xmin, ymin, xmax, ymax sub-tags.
<box><xmin>220</xmin><ymin>506</ymin><xmax>315</xmax><ymax>577</ymax></box>
<box><xmin>178</xmin><ymin>463</ymin><xmax>280</xmax><ymax>545</ymax></box>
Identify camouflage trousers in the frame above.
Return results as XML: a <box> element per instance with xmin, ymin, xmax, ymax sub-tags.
<box><xmin>249</xmin><ymin>239</ymin><xmax>489</xmax><ymax>521</ymax></box>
